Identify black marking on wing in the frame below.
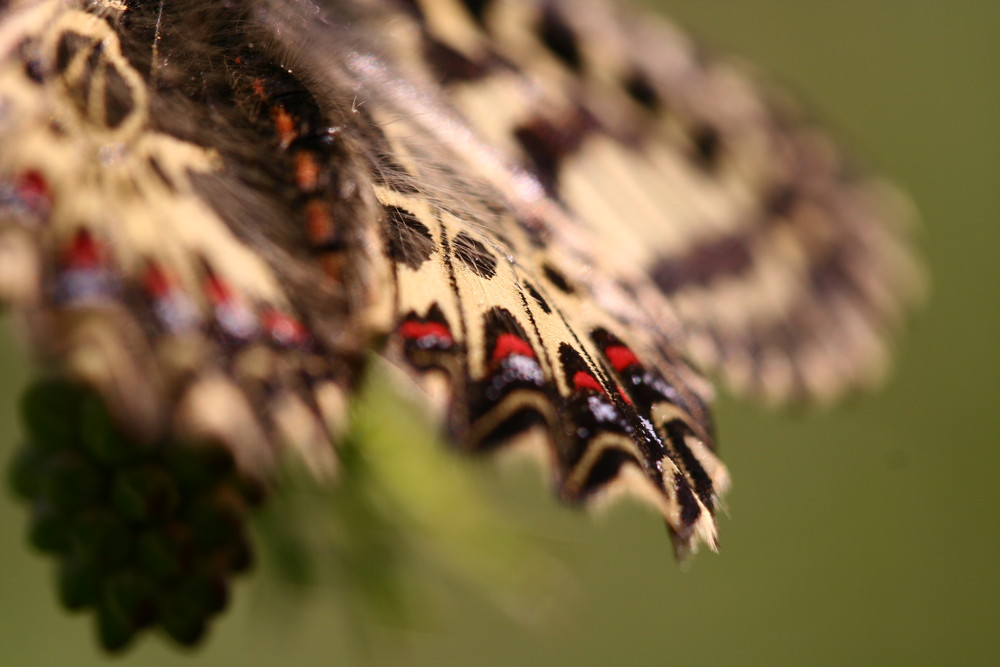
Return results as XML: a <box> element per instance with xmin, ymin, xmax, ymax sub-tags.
<box><xmin>452</xmin><ymin>231</ymin><xmax>498</xmax><ymax>279</ymax></box>
<box><xmin>689</xmin><ymin>123</ymin><xmax>723</xmax><ymax>172</ymax></box>
<box><xmin>514</xmin><ymin>107</ymin><xmax>597</xmax><ymax>196</ymax></box>
<box><xmin>524</xmin><ymin>281</ymin><xmax>552</xmax><ymax>314</ymax></box>
<box><xmin>624</xmin><ymin>69</ymin><xmax>661</xmax><ymax>111</ymax></box>
<box><xmin>459</xmin><ymin>0</ymin><xmax>494</xmax><ymax>28</ymax></box>
<box><xmin>384</xmin><ymin>204</ymin><xmax>436</xmax><ymax>270</ymax></box>
<box><xmin>541</xmin><ymin>263</ymin><xmax>575</xmax><ymax>295</ymax></box>
<box><xmin>650</xmin><ymin>235</ymin><xmax>754</xmax><ymax>295</ymax></box>
<box><xmin>537</xmin><ymin>5</ymin><xmax>583</xmax><ymax>72</ymax></box>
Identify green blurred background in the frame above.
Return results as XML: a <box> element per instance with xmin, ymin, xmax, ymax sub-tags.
<box><xmin>1</xmin><ymin>1</ymin><xmax>997</xmax><ymax>664</ymax></box>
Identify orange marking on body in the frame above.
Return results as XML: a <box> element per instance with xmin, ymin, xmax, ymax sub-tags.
<box><xmin>271</xmin><ymin>105</ymin><xmax>297</xmax><ymax>148</ymax></box>
<box><xmin>251</xmin><ymin>77</ymin><xmax>266</xmax><ymax>98</ymax></box>
<box><xmin>305</xmin><ymin>199</ymin><xmax>337</xmax><ymax>247</ymax></box>
<box><xmin>294</xmin><ymin>151</ymin><xmax>321</xmax><ymax>192</ymax></box>
<box><xmin>319</xmin><ymin>254</ymin><xmax>346</xmax><ymax>283</ymax></box>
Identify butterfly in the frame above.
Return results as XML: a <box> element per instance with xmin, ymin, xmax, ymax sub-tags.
<box><xmin>0</xmin><ymin>0</ymin><xmax>921</xmax><ymax>651</ymax></box>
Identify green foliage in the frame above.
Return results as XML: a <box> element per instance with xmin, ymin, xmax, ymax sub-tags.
<box><xmin>8</xmin><ymin>379</ymin><xmax>259</xmax><ymax>653</ymax></box>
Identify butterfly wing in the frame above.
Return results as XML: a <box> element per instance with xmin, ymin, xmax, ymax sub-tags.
<box><xmin>393</xmin><ymin>0</ymin><xmax>923</xmax><ymax>404</ymax></box>
<box><xmin>0</xmin><ymin>1</ymin><xmax>387</xmax><ymax>479</ymax></box>
<box><xmin>368</xmin><ymin>120</ymin><xmax>727</xmax><ymax>555</ymax></box>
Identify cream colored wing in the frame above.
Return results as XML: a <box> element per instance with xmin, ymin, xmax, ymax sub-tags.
<box><xmin>391</xmin><ymin>0</ymin><xmax>923</xmax><ymax>404</ymax></box>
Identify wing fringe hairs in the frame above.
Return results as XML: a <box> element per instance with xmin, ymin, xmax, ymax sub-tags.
<box><xmin>0</xmin><ymin>0</ymin><xmax>920</xmax><ymax>651</ymax></box>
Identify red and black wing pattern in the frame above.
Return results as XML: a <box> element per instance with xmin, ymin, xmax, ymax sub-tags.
<box><xmin>371</xmin><ymin>143</ymin><xmax>725</xmax><ymax>553</ymax></box>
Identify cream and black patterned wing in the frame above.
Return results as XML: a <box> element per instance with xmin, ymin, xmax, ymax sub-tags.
<box><xmin>395</xmin><ymin>0</ymin><xmax>923</xmax><ymax>404</ymax></box>
<box><xmin>0</xmin><ymin>0</ymin><xmax>389</xmax><ymax>476</ymax></box>
<box><xmin>365</xmin><ymin>115</ymin><xmax>727</xmax><ymax>557</ymax></box>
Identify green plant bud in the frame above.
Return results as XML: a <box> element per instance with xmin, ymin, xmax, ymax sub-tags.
<box><xmin>70</xmin><ymin>510</ymin><xmax>132</xmax><ymax>567</ymax></box>
<box><xmin>8</xmin><ymin>442</ymin><xmax>46</xmax><ymax>500</ymax></box>
<box><xmin>231</xmin><ymin>474</ymin><xmax>267</xmax><ymax>508</ymax></box>
<box><xmin>158</xmin><ymin>609</ymin><xmax>206</xmax><ymax>647</ymax></box>
<box><xmin>160</xmin><ymin>522</ymin><xmax>197</xmax><ymax>573</ymax></box>
<box><xmin>95</xmin><ymin>601</ymin><xmax>139</xmax><ymax>653</ymax></box>
<box><xmin>189</xmin><ymin>490</ymin><xmax>245</xmax><ymax>550</ymax></box>
<box><xmin>102</xmin><ymin>572</ymin><xmax>158</xmax><ymax>629</ymax></box>
<box><xmin>136</xmin><ymin>529</ymin><xmax>183</xmax><ymax>579</ymax></box>
<box><xmin>28</xmin><ymin>502</ymin><xmax>71</xmax><ymax>553</ymax></box>
<box><xmin>20</xmin><ymin>380</ymin><xmax>85</xmax><ymax>451</ymax></box>
<box><xmin>43</xmin><ymin>452</ymin><xmax>105</xmax><ymax>511</ymax></box>
<box><xmin>214</xmin><ymin>538</ymin><xmax>253</xmax><ymax>574</ymax></box>
<box><xmin>57</xmin><ymin>555</ymin><xmax>102</xmax><ymax>611</ymax></box>
<box><xmin>157</xmin><ymin>573</ymin><xmax>228</xmax><ymax>646</ymax></box>
<box><xmin>163</xmin><ymin>443</ymin><xmax>235</xmax><ymax>492</ymax></box>
<box><xmin>177</xmin><ymin>573</ymin><xmax>228</xmax><ymax>617</ymax></box>
<box><xmin>194</xmin><ymin>572</ymin><xmax>229</xmax><ymax>615</ymax></box>
<box><xmin>112</xmin><ymin>465</ymin><xmax>180</xmax><ymax>523</ymax></box>
<box><xmin>80</xmin><ymin>394</ymin><xmax>140</xmax><ymax>465</ymax></box>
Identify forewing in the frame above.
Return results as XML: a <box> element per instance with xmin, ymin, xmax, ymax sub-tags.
<box><xmin>395</xmin><ymin>0</ymin><xmax>923</xmax><ymax>404</ymax></box>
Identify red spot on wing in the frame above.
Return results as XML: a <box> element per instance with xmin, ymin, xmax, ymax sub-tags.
<box><xmin>142</xmin><ymin>262</ymin><xmax>173</xmax><ymax>298</ymax></box>
<box><xmin>64</xmin><ymin>229</ymin><xmax>103</xmax><ymax>269</ymax></box>
<box><xmin>492</xmin><ymin>333</ymin><xmax>535</xmax><ymax>362</ymax></box>
<box><xmin>262</xmin><ymin>309</ymin><xmax>309</xmax><ymax>347</ymax></box>
<box><xmin>16</xmin><ymin>170</ymin><xmax>51</xmax><ymax>209</ymax></box>
<box><xmin>202</xmin><ymin>270</ymin><xmax>259</xmax><ymax>339</ymax></box>
<box><xmin>572</xmin><ymin>370</ymin><xmax>604</xmax><ymax>394</ymax></box>
<box><xmin>605</xmin><ymin>344</ymin><xmax>641</xmax><ymax>372</ymax></box>
<box><xmin>204</xmin><ymin>273</ymin><xmax>232</xmax><ymax>305</ymax></box>
<box><xmin>400</xmin><ymin>320</ymin><xmax>454</xmax><ymax>344</ymax></box>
